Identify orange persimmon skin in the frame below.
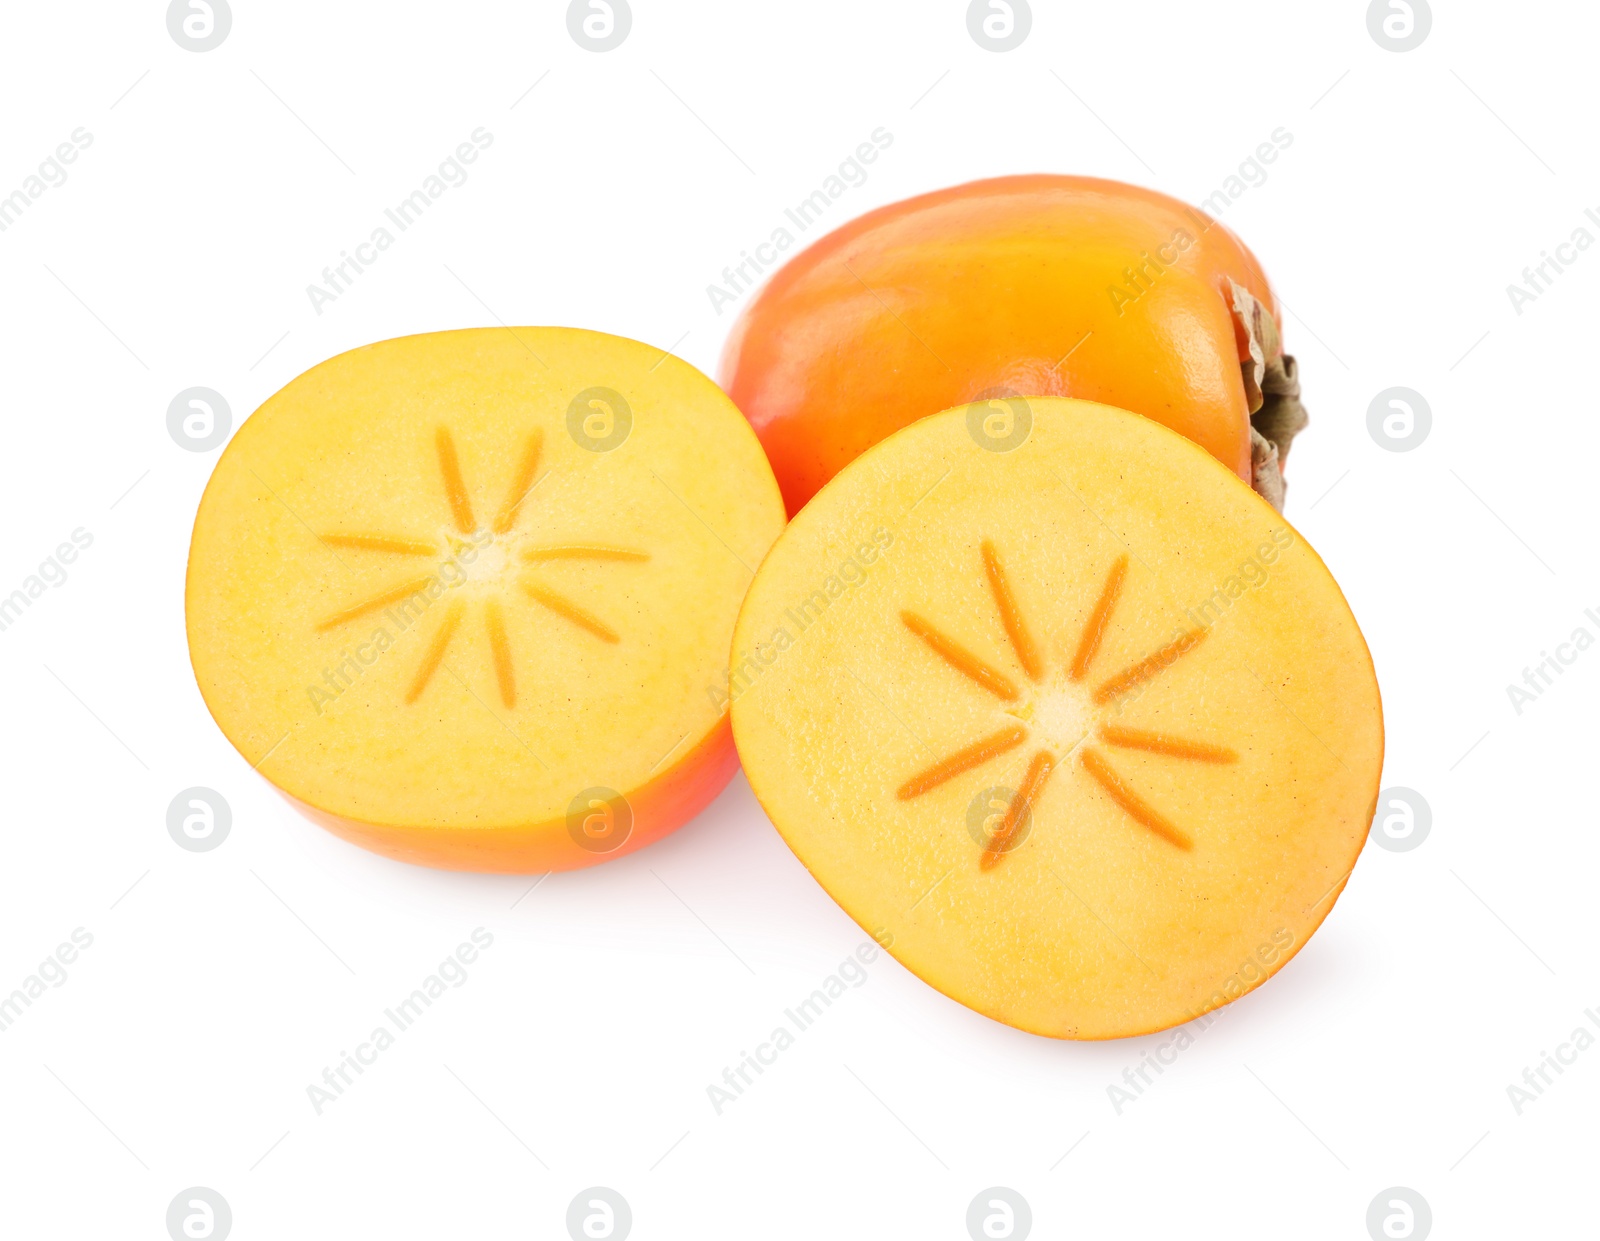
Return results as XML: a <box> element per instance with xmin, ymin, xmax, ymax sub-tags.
<box><xmin>281</xmin><ymin>716</ymin><xmax>739</xmax><ymax>873</ymax></box>
<box><xmin>720</xmin><ymin>174</ymin><xmax>1280</xmax><ymax>516</ymax></box>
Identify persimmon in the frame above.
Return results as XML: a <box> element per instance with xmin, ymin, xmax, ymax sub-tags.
<box><xmin>719</xmin><ymin>174</ymin><xmax>1308</xmax><ymax>516</ymax></box>
<box><xmin>730</xmin><ymin>398</ymin><xmax>1381</xmax><ymax>1039</ymax></box>
<box><xmin>186</xmin><ymin>328</ymin><xmax>785</xmax><ymax>872</ymax></box>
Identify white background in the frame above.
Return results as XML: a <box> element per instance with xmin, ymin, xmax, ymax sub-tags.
<box><xmin>1</xmin><ymin>1</ymin><xmax>1595</xmax><ymax>1237</ymax></box>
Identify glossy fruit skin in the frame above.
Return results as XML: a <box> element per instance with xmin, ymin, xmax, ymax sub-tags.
<box><xmin>720</xmin><ymin>174</ymin><xmax>1281</xmax><ymax>516</ymax></box>
<box><xmin>283</xmin><ymin>716</ymin><xmax>739</xmax><ymax>873</ymax></box>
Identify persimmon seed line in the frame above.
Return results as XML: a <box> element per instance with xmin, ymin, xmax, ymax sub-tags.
<box><xmin>901</xmin><ymin>611</ymin><xmax>1020</xmax><ymax>701</ymax></box>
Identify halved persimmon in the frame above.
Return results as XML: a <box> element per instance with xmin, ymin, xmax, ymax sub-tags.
<box><xmin>186</xmin><ymin>328</ymin><xmax>784</xmax><ymax>871</ymax></box>
<box><xmin>730</xmin><ymin>397</ymin><xmax>1381</xmax><ymax>1038</ymax></box>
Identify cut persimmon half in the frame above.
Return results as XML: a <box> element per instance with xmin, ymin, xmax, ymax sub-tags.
<box><xmin>186</xmin><ymin>328</ymin><xmax>784</xmax><ymax>871</ymax></box>
<box><xmin>729</xmin><ymin>397</ymin><xmax>1381</xmax><ymax>1039</ymax></box>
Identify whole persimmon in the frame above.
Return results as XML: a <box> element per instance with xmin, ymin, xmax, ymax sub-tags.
<box><xmin>719</xmin><ymin>175</ymin><xmax>1307</xmax><ymax>515</ymax></box>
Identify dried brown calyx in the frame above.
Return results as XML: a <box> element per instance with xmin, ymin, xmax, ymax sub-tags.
<box><xmin>1230</xmin><ymin>279</ymin><xmax>1309</xmax><ymax>512</ymax></box>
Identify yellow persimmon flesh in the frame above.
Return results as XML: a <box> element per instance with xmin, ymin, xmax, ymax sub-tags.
<box><xmin>730</xmin><ymin>398</ymin><xmax>1382</xmax><ymax>1038</ymax></box>
<box><xmin>187</xmin><ymin>328</ymin><xmax>785</xmax><ymax>871</ymax></box>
